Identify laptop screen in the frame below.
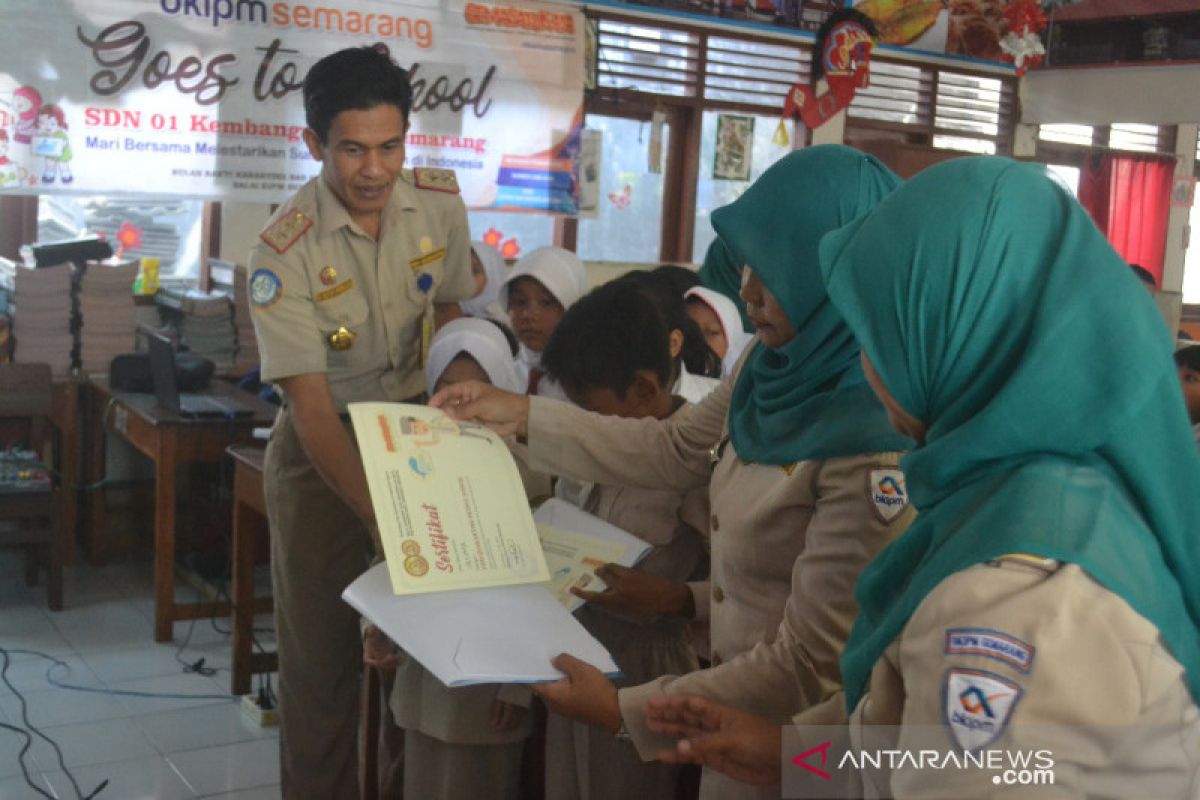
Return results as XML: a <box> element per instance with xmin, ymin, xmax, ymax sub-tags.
<box><xmin>146</xmin><ymin>331</ymin><xmax>181</xmax><ymax>413</ymax></box>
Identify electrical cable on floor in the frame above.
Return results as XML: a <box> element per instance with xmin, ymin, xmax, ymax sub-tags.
<box><xmin>4</xmin><ymin>648</ymin><xmax>235</xmax><ymax>704</ymax></box>
<box><xmin>0</xmin><ymin>645</ymin><xmax>109</xmax><ymax>800</ymax></box>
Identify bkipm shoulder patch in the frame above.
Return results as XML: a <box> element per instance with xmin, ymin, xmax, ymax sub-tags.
<box><xmin>413</xmin><ymin>167</ymin><xmax>460</xmax><ymax>194</ymax></box>
<box><xmin>867</xmin><ymin>467</ymin><xmax>909</xmax><ymax>523</ymax></box>
<box><xmin>943</xmin><ymin>668</ymin><xmax>1023</xmax><ymax>752</ymax></box>
<box><xmin>260</xmin><ymin>209</ymin><xmax>312</xmax><ymax>254</ymax></box>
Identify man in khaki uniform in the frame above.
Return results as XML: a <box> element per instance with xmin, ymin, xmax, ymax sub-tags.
<box><xmin>248</xmin><ymin>46</ymin><xmax>473</xmax><ymax>799</ymax></box>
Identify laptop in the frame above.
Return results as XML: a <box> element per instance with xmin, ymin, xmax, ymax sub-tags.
<box><xmin>147</xmin><ymin>331</ymin><xmax>254</xmax><ymax>420</ymax></box>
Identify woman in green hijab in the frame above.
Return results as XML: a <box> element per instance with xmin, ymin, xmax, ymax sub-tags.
<box><xmin>645</xmin><ymin>157</ymin><xmax>1200</xmax><ymax>795</ymax></box>
<box><xmin>433</xmin><ymin>145</ymin><xmax>915</xmax><ymax>799</ymax></box>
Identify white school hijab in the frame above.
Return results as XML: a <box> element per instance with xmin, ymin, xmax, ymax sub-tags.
<box><xmin>684</xmin><ymin>285</ymin><xmax>755</xmax><ymax>378</ymax></box>
<box><xmin>425</xmin><ymin>317</ymin><xmax>522</xmax><ymax>395</ymax></box>
<box><xmin>459</xmin><ymin>241</ymin><xmax>508</xmax><ymax>320</ymax></box>
<box><xmin>500</xmin><ymin>246</ymin><xmax>588</xmax><ymax>391</ymax></box>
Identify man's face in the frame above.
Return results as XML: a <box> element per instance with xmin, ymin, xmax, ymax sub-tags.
<box><xmin>304</xmin><ymin>104</ymin><xmax>408</xmax><ymax>225</ymax></box>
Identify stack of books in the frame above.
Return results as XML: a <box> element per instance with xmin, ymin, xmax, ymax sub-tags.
<box><xmin>208</xmin><ymin>259</ymin><xmax>259</xmax><ymax>377</ymax></box>
<box><xmin>78</xmin><ymin>258</ymin><xmax>139</xmax><ymax>376</ymax></box>
<box><xmin>0</xmin><ymin>259</ymin><xmax>76</xmax><ymax>376</ymax></box>
<box><xmin>157</xmin><ymin>287</ymin><xmax>236</xmax><ymax>374</ymax></box>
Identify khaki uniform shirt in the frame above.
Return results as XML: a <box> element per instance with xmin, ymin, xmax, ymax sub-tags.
<box><xmin>835</xmin><ymin>558</ymin><xmax>1200</xmax><ymax>798</ymax></box>
<box><xmin>249</xmin><ymin>171</ymin><xmax>474</xmax><ymax>407</ymax></box>
<box><xmin>525</xmin><ymin>365</ymin><xmax>915</xmax><ymax>790</ymax></box>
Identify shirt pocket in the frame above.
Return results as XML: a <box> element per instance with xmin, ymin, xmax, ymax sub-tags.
<box><xmin>312</xmin><ymin>278</ymin><xmax>370</xmax><ymax>331</ymax></box>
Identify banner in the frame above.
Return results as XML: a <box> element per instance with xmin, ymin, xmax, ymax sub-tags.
<box><xmin>0</xmin><ymin>0</ymin><xmax>584</xmax><ymax>212</ymax></box>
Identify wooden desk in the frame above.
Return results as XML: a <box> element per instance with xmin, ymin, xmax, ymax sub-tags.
<box><xmin>227</xmin><ymin>444</ymin><xmax>277</xmax><ymax>696</ymax></box>
<box><xmin>84</xmin><ymin>378</ymin><xmax>277</xmax><ymax>642</ymax></box>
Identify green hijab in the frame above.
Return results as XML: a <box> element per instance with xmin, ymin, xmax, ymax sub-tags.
<box><xmin>698</xmin><ymin>237</ymin><xmax>753</xmax><ymax>333</ymax></box>
<box><xmin>716</xmin><ymin>145</ymin><xmax>912</xmax><ymax>465</ymax></box>
<box><xmin>821</xmin><ymin>157</ymin><xmax>1200</xmax><ymax>710</ymax></box>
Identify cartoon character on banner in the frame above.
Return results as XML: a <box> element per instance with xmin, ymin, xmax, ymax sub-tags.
<box><xmin>33</xmin><ymin>104</ymin><xmax>73</xmax><ymax>184</ymax></box>
<box><xmin>779</xmin><ymin>10</ymin><xmax>877</xmax><ymax>134</ymax></box>
<box><xmin>12</xmin><ymin>86</ymin><xmax>41</xmax><ymax>146</ymax></box>
<box><xmin>0</xmin><ymin>130</ymin><xmax>21</xmax><ymax>188</ymax></box>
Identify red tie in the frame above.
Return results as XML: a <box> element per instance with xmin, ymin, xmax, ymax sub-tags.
<box><xmin>526</xmin><ymin>367</ymin><xmax>544</xmax><ymax>395</ymax></box>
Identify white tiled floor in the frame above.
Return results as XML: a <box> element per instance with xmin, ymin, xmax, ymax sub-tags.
<box><xmin>0</xmin><ymin>551</ymin><xmax>281</xmax><ymax>799</ymax></box>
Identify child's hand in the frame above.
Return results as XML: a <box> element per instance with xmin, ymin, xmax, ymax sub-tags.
<box><xmin>429</xmin><ymin>381</ymin><xmax>530</xmax><ymax>438</ymax></box>
<box><xmin>362</xmin><ymin>625</ymin><xmax>401</xmax><ymax>671</ymax></box>
<box><xmin>490</xmin><ymin>700</ymin><xmax>527</xmax><ymax>733</ymax></box>
<box><xmin>572</xmin><ymin>564</ymin><xmax>695</xmax><ymax>619</ymax></box>
<box><xmin>645</xmin><ymin>695</ymin><xmax>782</xmax><ymax>786</ymax></box>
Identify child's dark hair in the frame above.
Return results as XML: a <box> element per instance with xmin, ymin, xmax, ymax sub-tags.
<box><xmin>1129</xmin><ymin>264</ymin><xmax>1156</xmax><ymax>289</ymax></box>
<box><xmin>303</xmin><ymin>45</ymin><xmax>412</xmax><ymax>143</ymax></box>
<box><xmin>1174</xmin><ymin>345</ymin><xmax>1200</xmax><ymax>371</ymax></box>
<box><xmin>649</xmin><ymin>264</ymin><xmax>702</xmax><ymax>296</ymax></box>
<box><xmin>617</xmin><ymin>270</ymin><xmax>722</xmax><ymax>379</ymax></box>
<box><xmin>542</xmin><ymin>280</ymin><xmax>672</xmax><ymax>397</ymax></box>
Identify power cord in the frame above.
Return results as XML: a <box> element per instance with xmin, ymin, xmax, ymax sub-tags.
<box><xmin>0</xmin><ymin>645</ymin><xmax>108</xmax><ymax>800</ymax></box>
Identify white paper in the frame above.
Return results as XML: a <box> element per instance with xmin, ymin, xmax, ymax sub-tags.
<box><xmin>534</xmin><ymin>498</ymin><xmax>653</xmax><ymax>612</ymax></box>
<box><xmin>343</xmin><ymin>562</ymin><xmax>619</xmax><ymax>687</ymax></box>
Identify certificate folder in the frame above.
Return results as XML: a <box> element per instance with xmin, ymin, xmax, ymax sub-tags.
<box><xmin>342</xmin><ymin>562</ymin><xmax>620</xmax><ymax>686</ymax></box>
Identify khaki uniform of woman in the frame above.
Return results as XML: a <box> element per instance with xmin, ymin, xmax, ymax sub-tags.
<box><xmin>527</xmin><ymin>367</ymin><xmax>911</xmax><ymax>800</ymax></box>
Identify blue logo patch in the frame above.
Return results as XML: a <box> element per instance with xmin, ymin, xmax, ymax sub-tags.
<box><xmin>945</xmin><ymin>628</ymin><xmax>1035</xmax><ymax>673</ymax></box>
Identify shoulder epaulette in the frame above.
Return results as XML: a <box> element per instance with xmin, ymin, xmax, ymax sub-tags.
<box><xmin>260</xmin><ymin>209</ymin><xmax>312</xmax><ymax>254</ymax></box>
<box><xmin>414</xmin><ymin>167</ymin><xmax>460</xmax><ymax>194</ymax></box>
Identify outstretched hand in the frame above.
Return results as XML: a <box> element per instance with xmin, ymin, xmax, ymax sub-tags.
<box><xmin>646</xmin><ymin>695</ymin><xmax>782</xmax><ymax>787</ymax></box>
<box><xmin>572</xmin><ymin>564</ymin><xmax>695</xmax><ymax>619</ymax></box>
<box><xmin>532</xmin><ymin>653</ymin><xmax>621</xmax><ymax>735</ymax></box>
<box><xmin>429</xmin><ymin>381</ymin><xmax>531</xmax><ymax>439</ymax></box>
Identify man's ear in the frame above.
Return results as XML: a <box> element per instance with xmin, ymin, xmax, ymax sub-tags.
<box><xmin>668</xmin><ymin>329</ymin><xmax>684</xmax><ymax>359</ymax></box>
<box><xmin>628</xmin><ymin>369</ymin><xmax>665</xmax><ymax>410</ymax></box>
<box><xmin>303</xmin><ymin>128</ymin><xmax>325</xmax><ymax>162</ymax></box>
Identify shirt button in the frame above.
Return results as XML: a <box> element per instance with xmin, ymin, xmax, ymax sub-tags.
<box><xmin>710</xmin><ymin>514</ymin><xmax>719</xmax><ymax>531</ymax></box>
<box><xmin>713</xmin><ymin>586</ymin><xmax>724</xmax><ymax>603</ymax></box>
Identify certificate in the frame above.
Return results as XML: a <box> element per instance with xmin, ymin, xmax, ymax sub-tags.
<box><xmin>349</xmin><ymin>402</ymin><xmax>550</xmax><ymax>594</ymax></box>
<box><xmin>533</xmin><ymin>498</ymin><xmax>653</xmax><ymax>612</ymax></box>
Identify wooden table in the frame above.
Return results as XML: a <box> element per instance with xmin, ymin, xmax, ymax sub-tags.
<box><xmin>227</xmin><ymin>444</ymin><xmax>277</xmax><ymax>696</ymax></box>
<box><xmin>84</xmin><ymin>378</ymin><xmax>278</xmax><ymax>642</ymax></box>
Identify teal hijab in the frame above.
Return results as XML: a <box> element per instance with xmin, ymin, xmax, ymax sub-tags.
<box><xmin>821</xmin><ymin>157</ymin><xmax>1200</xmax><ymax>710</ymax></box>
<box><xmin>716</xmin><ymin>145</ymin><xmax>912</xmax><ymax>465</ymax></box>
<box><xmin>698</xmin><ymin>237</ymin><xmax>753</xmax><ymax>333</ymax></box>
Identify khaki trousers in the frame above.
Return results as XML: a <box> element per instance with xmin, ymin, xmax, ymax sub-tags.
<box><xmin>266</xmin><ymin>410</ymin><xmax>373</xmax><ymax>800</ymax></box>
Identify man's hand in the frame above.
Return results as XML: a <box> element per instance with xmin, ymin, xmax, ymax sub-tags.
<box><xmin>531</xmin><ymin>653</ymin><xmax>621</xmax><ymax>735</ymax></box>
<box><xmin>362</xmin><ymin>624</ymin><xmax>401</xmax><ymax>672</ymax></box>
<box><xmin>645</xmin><ymin>695</ymin><xmax>782</xmax><ymax>786</ymax></box>
<box><xmin>490</xmin><ymin>700</ymin><xmax>527</xmax><ymax>733</ymax></box>
<box><xmin>428</xmin><ymin>381</ymin><xmax>530</xmax><ymax>439</ymax></box>
<box><xmin>572</xmin><ymin>564</ymin><xmax>695</xmax><ymax>619</ymax></box>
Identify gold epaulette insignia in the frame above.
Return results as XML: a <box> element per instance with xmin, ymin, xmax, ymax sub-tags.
<box><xmin>413</xmin><ymin>167</ymin><xmax>460</xmax><ymax>194</ymax></box>
<box><xmin>260</xmin><ymin>210</ymin><xmax>312</xmax><ymax>254</ymax></box>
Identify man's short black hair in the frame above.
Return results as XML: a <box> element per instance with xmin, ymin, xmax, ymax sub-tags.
<box><xmin>1175</xmin><ymin>345</ymin><xmax>1200</xmax><ymax>371</ymax></box>
<box><xmin>303</xmin><ymin>45</ymin><xmax>413</xmax><ymax>143</ymax></box>
<box><xmin>542</xmin><ymin>280</ymin><xmax>672</xmax><ymax>397</ymax></box>
<box><xmin>649</xmin><ymin>264</ymin><xmax>702</xmax><ymax>296</ymax></box>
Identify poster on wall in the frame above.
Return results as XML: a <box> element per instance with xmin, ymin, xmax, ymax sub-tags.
<box><xmin>714</xmin><ymin>114</ymin><xmax>753</xmax><ymax>181</ymax></box>
<box><xmin>0</xmin><ymin>0</ymin><xmax>585</xmax><ymax>212</ymax></box>
<box><xmin>854</xmin><ymin>0</ymin><xmax>1007</xmax><ymax>63</ymax></box>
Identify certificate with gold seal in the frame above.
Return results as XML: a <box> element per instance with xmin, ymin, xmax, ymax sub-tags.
<box><xmin>349</xmin><ymin>402</ymin><xmax>551</xmax><ymax>594</ymax></box>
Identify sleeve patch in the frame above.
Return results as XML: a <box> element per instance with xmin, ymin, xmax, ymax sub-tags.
<box><xmin>867</xmin><ymin>467</ymin><xmax>908</xmax><ymax>523</ymax></box>
<box><xmin>944</xmin><ymin>628</ymin><xmax>1035</xmax><ymax>673</ymax></box>
<box><xmin>943</xmin><ymin>668</ymin><xmax>1023</xmax><ymax>752</ymax></box>
<box><xmin>414</xmin><ymin>167</ymin><xmax>460</xmax><ymax>194</ymax></box>
<box><xmin>260</xmin><ymin>210</ymin><xmax>312</xmax><ymax>254</ymax></box>
<box><xmin>249</xmin><ymin>268</ymin><xmax>283</xmax><ymax>308</ymax></box>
